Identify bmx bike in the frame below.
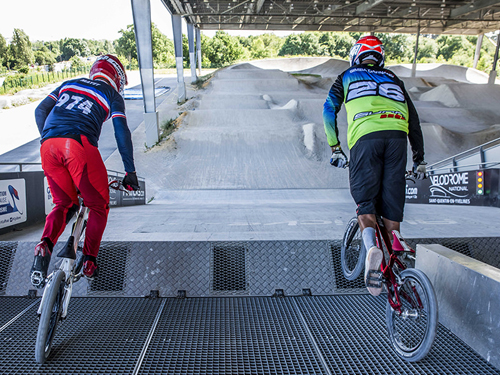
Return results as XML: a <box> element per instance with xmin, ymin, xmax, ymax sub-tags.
<box><xmin>340</xmin><ymin>172</ymin><xmax>438</xmax><ymax>362</ymax></box>
<box><xmin>34</xmin><ymin>180</ymin><xmax>128</xmax><ymax>364</ymax></box>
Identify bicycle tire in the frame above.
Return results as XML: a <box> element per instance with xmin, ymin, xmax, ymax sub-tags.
<box><xmin>341</xmin><ymin>216</ymin><xmax>366</xmax><ymax>281</ymax></box>
<box><xmin>35</xmin><ymin>270</ymin><xmax>66</xmax><ymax>364</ymax></box>
<box><xmin>386</xmin><ymin>268</ymin><xmax>438</xmax><ymax>362</ymax></box>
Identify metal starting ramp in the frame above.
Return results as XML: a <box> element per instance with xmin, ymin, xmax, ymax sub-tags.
<box><xmin>1</xmin><ymin>239</ymin><xmax>499</xmax><ymax>374</ymax></box>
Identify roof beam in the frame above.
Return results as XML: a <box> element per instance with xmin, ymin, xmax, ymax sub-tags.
<box><xmin>255</xmin><ymin>0</ymin><xmax>266</xmax><ymax>14</ymax></box>
<box><xmin>450</xmin><ymin>0</ymin><xmax>500</xmax><ymax>18</ymax></box>
<box><xmin>356</xmin><ymin>0</ymin><xmax>384</xmax><ymax>15</ymax></box>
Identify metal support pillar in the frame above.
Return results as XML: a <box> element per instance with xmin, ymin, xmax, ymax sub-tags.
<box><xmin>196</xmin><ymin>28</ymin><xmax>202</xmax><ymax>76</ymax></box>
<box><xmin>488</xmin><ymin>31</ymin><xmax>500</xmax><ymax>85</ymax></box>
<box><xmin>411</xmin><ymin>25</ymin><xmax>420</xmax><ymax>78</ymax></box>
<box><xmin>187</xmin><ymin>23</ymin><xmax>197</xmax><ymax>83</ymax></box>
<box><xmin>172</xmin><ymin>15</ymin><xmax>186</xmax><ymax>102</ymax></box>
<box><xmin>131</xmin><ymin>0</ymin><xmax>159</xmax><ymax>148</ymax></box>
<box><xmin>473</xmin><ymin>33</ymin><xmax>484</xmax><ymax>69</ymax></box>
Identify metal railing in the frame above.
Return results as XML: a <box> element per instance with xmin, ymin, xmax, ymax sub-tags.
<box><xmin>428</xmin><ymin>137</ymin><xmax>500</xmax><ymax>174</ymax></box>
<box><xmin>0</xmin><ymin>162</ymin><xmax>42</xmax><ymax>172</ymax></box>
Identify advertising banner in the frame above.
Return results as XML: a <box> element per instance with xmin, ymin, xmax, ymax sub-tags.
<box><xmin>0</xmin><ymin>178</ymin><xmax>27</xmax><ymax>229</ymax></box>
<box><xmin>44</xmin><ymin>177</ymin><xmax>56</xmax><ymax>215</ymax></box>
<box><xmin>43</xmin><ymin>175</ymin><xmax>146</xmax><ymax>209</ymax></box>
<box><xmin>406</xmin><ymin>169</ymin><xmax>499</xmax><ymax>207</ymax></box>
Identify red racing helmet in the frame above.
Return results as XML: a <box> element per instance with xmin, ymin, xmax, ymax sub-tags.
<box><xmin>89</xmin><ymin>54</ymin><xmax>128</xmax><ymax>95</ymax></box>
<box><xmin>349</xmin><ymin>36</ymin><xmax>385</xmax><ymax>68</ymax></box>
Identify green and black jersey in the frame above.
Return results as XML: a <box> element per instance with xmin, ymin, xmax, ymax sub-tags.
<box><xmin>323</xmin><ymin>63</ymin><xmax>424</xmax><ymax>164</ymax></box>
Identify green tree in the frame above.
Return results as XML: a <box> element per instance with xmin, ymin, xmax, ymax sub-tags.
<box><xmin>417</xmin><ymin>36</ymin><xmax>438</xmax><ymax>60</ymax></box>
<box><xmin>60</xmin><ymin>38</ymin><xmax>91</xmax><ymax>60</ymax></box>
<box><xmin>436</xmin><ymin>35</ymin><xmax>474</xmax><ymax>61</ymax></box>
<box><xmin>0</xmin><ymin>33</ymin><xmax>9</xmax><ymax>68</ymax></box>
<box><xmin>9</xmin><ymin>28</ymin><xmax>34</xmax><ymax>69</ymax></box>
<box><xmin>250</xmin><ymin>38</ymin><xmax>269</xmax><ymax>60</ymax></box>
<box><xmin>69</xmin><ymin>55</ymin><xmax>84</xmax><ymax>69</ymax></box>
<box><xmin>278</xmin><ymin>34</ymin><xmax>302</xmax><ymax>56</ymax></box>
<box><xmin>34</xmin><ymin>48</ymin><xmax>57</xmax><ymax>66</ymax></box>
<box><xmin>375</xmin><ymin>33</ymin><xmax>412</xmax><ymax>63</ymax></box>
<box><xmin>116</xmin><ymin>23</ymin><xmax>174</xmax><ymax>68</ymax></box>
<box><xmin>116</xmin><ymin>25</ymin><xmax>136</xmax><ymax>61</ymax></box>
<box><xmin>182</xmin><ymin>34</ymin><xmax>189</xmax><ymax>67</ymax></box>
<box><xmin>203</xmin><ymin>31</ymin><xmax>244</xmax><ymax>68</ymax></box>
<box><xmin>319</xmin><ymin>32</ymin><xmax>355</xmax><ymax>59</ymax></box>
<box><xmin>279</xmin><ymin>32</ymin><xmax>324</xmax><ymax>56</ymax></box>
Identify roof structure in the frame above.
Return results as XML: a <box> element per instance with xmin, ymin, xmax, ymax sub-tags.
<box><xmin>160</xmin><ymin>0</ymin><xmax>500</xmax><ymax>34</ymax></box>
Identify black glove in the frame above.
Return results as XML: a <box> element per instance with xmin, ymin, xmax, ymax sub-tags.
<box><xmin>412</xmin><ymin>161</ymin><xmax>427</xmax><ymax>180</ymax></box>
<box><xmin>330</xmin><ymin>146</ymin><xmax>348</xmax><ymax>168</ymax></box>
<box><xmin>122</xmin><ymin>172</ymin><xmax>140</xmax><ymax>191</ymax></box>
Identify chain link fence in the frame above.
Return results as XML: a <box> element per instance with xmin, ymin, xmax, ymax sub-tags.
<box><xmin>0</xmin><ymin>66</ymin><xmax>90</xmax><ymax>95</ymax></box>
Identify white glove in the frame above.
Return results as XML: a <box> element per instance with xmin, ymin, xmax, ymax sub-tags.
<box><xmin>330</xmin><ymin>146</ymin><xmax>348</xmax><ymax>169</ymax></box>
<box><xmin>412</xmin><ymin>161</ymin><xmax>427</xmax><ymax>179</ymax></box>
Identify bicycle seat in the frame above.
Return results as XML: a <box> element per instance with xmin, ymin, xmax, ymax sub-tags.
<box><xmin>392</xmin><ymin>230</ymin><xmax>415</xmax><ymax>253</ymax></box>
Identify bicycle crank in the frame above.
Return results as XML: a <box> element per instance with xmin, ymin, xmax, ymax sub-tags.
<box><xmin>366</xmin><ymin>270</ymin><xmax>383</xmax><ymax>288</ymax></box>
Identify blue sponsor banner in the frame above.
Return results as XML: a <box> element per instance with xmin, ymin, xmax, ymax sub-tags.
<box><xmin>0</xmin><ymin>179</ymin><xmax>27</xmax><ymax>229</ymax></box>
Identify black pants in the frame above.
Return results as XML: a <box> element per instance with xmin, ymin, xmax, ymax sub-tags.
<box><xmin>349</xmin><ymin>131</ymin><xmax>407</xmax><ymax>222</ymax></box>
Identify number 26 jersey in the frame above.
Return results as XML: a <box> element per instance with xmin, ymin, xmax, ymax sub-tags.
<box><xmin>323</xmin><ymin>63</ymin><xmax>422</xmax><ymax>154</ymax></box>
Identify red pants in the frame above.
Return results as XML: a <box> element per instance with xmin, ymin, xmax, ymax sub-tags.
<box><xmin>40</xmin><ymin>136</ymin><xmax>109</xmax><ymax>257</ymax></box>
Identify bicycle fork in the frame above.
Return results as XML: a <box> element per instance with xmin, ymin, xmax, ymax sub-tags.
<box><xmin>37</xmin><ymin>258</ymin><xmax>75</xmax><ymax>318</ymax></box>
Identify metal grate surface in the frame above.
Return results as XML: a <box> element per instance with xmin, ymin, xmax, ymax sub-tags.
<box><xmin>137</xmin><ymin>297</ymin><xmax>326</xmax><ymax>375</ymax></box>
<box><xmin>246</xmin><ymin>240</ymin><xmax>335</xmax><ymax>296</ymax></box>
<box><xmin>407</xmin><ymin>237</ymin><xmax>500</xmax><ymax>269</ymax></box>
<box><xmin>0</xmin><ymin>297</ymin><xmax>37</xmax><ymax>329</ymax></box>
<box><xmin>297</xmin><ymin>295</ymin><xmax>500</xmax><ymax>375</ymax></box>
<box><xmin>89</xmin><ymin>242</ymin><xmax>130</xmax><ymax>294</ymax></box>
<box><xmin>1</xmin><ymin>238</ymin><xmax>499</xmax><ymax>297</ymax></box>
<box><xmin>0</xmin><ymin>295</ymin><xmax>498</xmax><ymax>374</ymax></box>
<box><xmin>329</xmin><ymin>241</ymin><xmax>366</xmax><ymax>294</ymax></box>
<box><xmin>0</xmin><ymin>242</ymin><xmax>16</xmax><ymax>295</ymax></box>
<box><xmin>0</xmin><ymin>297</ymin><xmax>162</xmax><ymax>374</ymax></box>
<box><xmin>211</xmin><ymin>243</ymin><xmax>248</xmax><ymax>294</ymax></box>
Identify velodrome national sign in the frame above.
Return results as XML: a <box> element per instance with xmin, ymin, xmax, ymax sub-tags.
<box><xmin>405</xmin><ymin>169</ymin><xmax>500</xmax><ymax>207</ymax></box>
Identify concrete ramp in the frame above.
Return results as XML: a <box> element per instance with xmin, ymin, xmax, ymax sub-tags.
<box><xmin>197</xmin><ymin>98</ymin><xmax>270</xmax><ymax>110</ymax></box>
<box><xmin>210</xmin><ymin>78</ymin><xmax>300</xmax><ymax>93</ymax></box>
<box><xmin>112</xmin><ymin>67</ymin><xmax>350</xmax><ymax>192</ymax></box>
<box><xmin>420</xmin><ymin>83</ymin><xmax>500</xmax><ymax>111</ymax></box>
<box><xmin>237</xmin><ymin>57</ymin><xmax>334</xmax><ymax>72</ymax></box>
<box><xmin>162</xmin><ymin>106</ymin><xmax>346</xmax><ymax>189</ymax></box>
<box><xmin>420</xmin><ymin>123</ymin><xmax>500</xmax><ymax>163</ymax></box>
<box><xmin>388</xmin><ymin>63</ymin><xmax>491</xmax><ymax>84</ymax></box>
<box><xmin>216</xmin><ymin>68</ymin><xmax>291</xmax><ymax>80</ymax></box>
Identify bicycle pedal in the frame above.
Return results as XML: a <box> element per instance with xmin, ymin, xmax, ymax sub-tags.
<box><xmin>366</xmin><ymin>270</ymin><xmax>383</xmax><ymax>288</ymax></box>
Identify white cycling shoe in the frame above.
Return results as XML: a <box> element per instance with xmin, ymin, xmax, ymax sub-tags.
<box><xmin>364</xmin><ymin>246</ymin><xmax>383</xmax><ymax>296</ymax></box>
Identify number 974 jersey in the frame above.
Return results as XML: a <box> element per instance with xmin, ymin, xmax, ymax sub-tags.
<box><xmin>323</xmin><ymin>64</ymin><xmax>416</xmax><ymax>150</ymax></box>
<box><xmin>41</xmin><ymin>77</ymin><xmax>126</xmax><ymax>147</ymax></box>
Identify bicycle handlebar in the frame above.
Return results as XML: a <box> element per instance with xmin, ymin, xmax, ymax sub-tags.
<box><xmin>108</xmin><ymin>180</ymin><xmax>130</xmax><ymax>193</ymax></box>
<box><xmin>405</xmin><ymin>170</ymin><xmax>427</xmax><ymax>183</ymax></box>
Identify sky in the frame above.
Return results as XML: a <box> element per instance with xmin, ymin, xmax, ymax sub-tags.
<box><xmin>0</xmin><ymin>0</ymin><xmax>295</xmax><ymax>42</ymax></box>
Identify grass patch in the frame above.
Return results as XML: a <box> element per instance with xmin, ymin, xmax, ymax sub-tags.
<box><xmin>193</xmin><ymin>72</ymin><xmax>215</xmax><ymax>89</ymax></box>
<box><xmin>144</xmin><ymin>112</ymin><xmax>187</xmax><ymax>150</ymax></box>
<box><xmin>291</xmin><ymin>73</ymin><xmax>322</xmax><ymax>78</ymax></box>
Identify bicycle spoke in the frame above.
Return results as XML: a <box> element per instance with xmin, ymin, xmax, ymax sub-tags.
<box><xmin>386</xmin><ymin>268</ymin><xmax>438</xmax><ymax>362</ymax></box>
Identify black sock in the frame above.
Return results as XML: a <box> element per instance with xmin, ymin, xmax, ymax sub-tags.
<box><xmin>83</xmin><ymin>255</ymin><xmax>97</xmax><ymax>264</ymax></box>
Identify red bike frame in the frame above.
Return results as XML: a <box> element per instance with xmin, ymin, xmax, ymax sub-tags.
<box><xmin>374</xmin><ymin>223</ymin><xmax>420</xmax><ymax>314</ymax></box>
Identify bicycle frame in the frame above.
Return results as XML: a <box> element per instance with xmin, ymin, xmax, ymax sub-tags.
<box><xmin>36</xmin><ymin>204</ymin><xmax>89</xmax><ymax>319</ymax></box>
<box><xmin>374</xmin><ymin>222</ymin><xmax>419</xmax><ymax>315</ymax></box>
